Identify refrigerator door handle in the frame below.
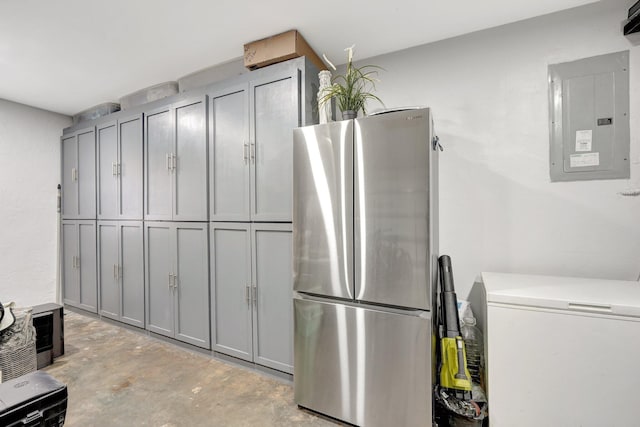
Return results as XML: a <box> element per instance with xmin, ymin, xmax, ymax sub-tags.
<box><xmin>432</xmin><ymin>135</ymin><xmax>443</xmax><ymax>151</ymax></box>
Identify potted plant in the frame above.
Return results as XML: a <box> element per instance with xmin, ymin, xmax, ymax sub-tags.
<box><xmin>320</xmin><ymin>45</ymin><xmax>384</xmax><ymax>119</ymax></box>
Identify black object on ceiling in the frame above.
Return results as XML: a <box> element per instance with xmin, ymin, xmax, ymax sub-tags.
<box><xmin>624</xmin><ymin>0</ymin><xmax>640</xmax><ymax>35</ymax></box>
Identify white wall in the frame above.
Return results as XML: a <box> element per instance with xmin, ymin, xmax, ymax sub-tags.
<box><xmin>1</xmin><ymin>1</ymin><xmax>638</xmax><ymax>308</ymax></box>
<box><xmin>0</xmin><ymin>99</ymin><xmax>71</xmax><ymax>306</ymax></box>
<box><xmin>361</xmin><ymin>0</ymin><xmax>640</xmax><ymax>298</ymax></box>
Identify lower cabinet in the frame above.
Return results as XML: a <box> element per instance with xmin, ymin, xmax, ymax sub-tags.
<box><xmin>97</xmin><ymin>221</ymin><xmax>144</xmax><ymax>328</ymax></box>
<box><xmin>145</xmin><ymin>221</ymin><xmax>210</xmax><ymax>349</ymax></box>
<box><xmin>62</xmin><ymin>220</ymin><xmax>97</xmax><ymax>313</ymax></box>
<box><xmin>210</xmin><ymin>222</ymin><xmax>293</xmax><ymax>373</ymax></box>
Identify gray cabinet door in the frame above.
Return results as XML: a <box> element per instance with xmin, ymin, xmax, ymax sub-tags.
<box><xmin>210</xmin><ymin>223</ymin><xmax>252</xmax><ymax>361</ymax></box>
<box><xmin>252</xmin><ymin>223</ymin><xmax>293</xmax><ymax>373</ymax></box>
<box><xmin>98</xmin><ymin>220</ymin><xmax>144</xmax><ymax>327</ymax></box>
<box><xmin>62</xmin><ymin>221</ymin><xmax>79</xmax><ymax>305</ymax></box>
<box><xmin>97</xmin><ymin>221</ymin><xmax>119</xmax><ymax>320</ymax></box>
<box><xmin>78</xmin><ymin>220</ymin><xmax>97</xmax><ymax>313</ymax></box>
<box><xmin>209</xmin><ymin>85</ymin><xmax>250</xmax><ymax>221</ymax></box>
<box><xmin>118</xmin><ymin>115</ymin><xmax>143</xmax><ymax>220</ymax></box>
<box><xmin>174</xmin><ymin>97</ymin><xmax>208</xmax><ymax>221</ymax></box>
<box><xmin>144</xmin><ymin>107</ymin><xmax>174</xmax><ymax>220</ymax></box>
<box><xmin>62</xmin><ymin>127</ymin><xmax>95</xmax><ymax>219</ymax></box>
<box><xmin>174</xmin><ymin>222</ymin><xmax>210</xmax><ymax>348</ymax></box>
<box><xmin>250</xmin><ymin>72</ymin><xmax>300</xmax><ymax>222</ymax></box>
<box><xmin>77</xmin><ymin>129</ymin><xmax>96</xmax><ymax>219</ymax></box>
<box><xmin>97</xmin><ymin>123</ymin><xmax>118</xmax><ymax>220</ymax></box>
<box><xmin>145</xmin><ymin>221</ymin><xmax>174</xmax><ymax>337</ymax></box>
<box><xmin>61</xmin><ymin>135</ymin><xmax>78</xmax><ymax>219</ymax></box>
<box><xmin>62</xmin><ymin>220</ymin><xmax>96</xmax><ymax>312</ymax></box>
<box><xmin>120</xmin><ymin>221</ymin><xmax>144</xmax><ymax>328</ymax></box>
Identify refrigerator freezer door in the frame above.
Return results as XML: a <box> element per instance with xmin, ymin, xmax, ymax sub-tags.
<box><xmin>354</xmin><ymin>109</ymin><xmax>434</xmax><ymax>309</ymax></box>
<box><xmin>293</xmin><ymin>121</ymin><xmax>354</xmax><ymax>299</ymax></box>
<box><xmin>294</xmin><ymin>296</ymin><xmax>432</xmax><ymax>427</ymax></box>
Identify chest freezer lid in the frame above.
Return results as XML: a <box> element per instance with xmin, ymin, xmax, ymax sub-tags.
<box><xmin>481</xmin><ymin>272</ymin><xmax>640</xmax><ymax>317</ymax></box>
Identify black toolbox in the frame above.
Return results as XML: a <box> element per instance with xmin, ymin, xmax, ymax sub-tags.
<box><xmin>0</xmin><ymin>371</ymin><xmax>67</xmax><ymax>426</ymax></box>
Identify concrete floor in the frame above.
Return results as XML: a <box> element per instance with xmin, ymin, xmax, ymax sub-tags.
<box><xmin>43</xmin><ymin>311</ymin><xmax>340</xmax><ymax>427</ymax></box>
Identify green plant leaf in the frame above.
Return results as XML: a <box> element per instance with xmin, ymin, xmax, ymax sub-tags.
<box><xmin>317</xmin><ymin>48</ymin><xmax>385</xmax><ymax>116</ymax></box>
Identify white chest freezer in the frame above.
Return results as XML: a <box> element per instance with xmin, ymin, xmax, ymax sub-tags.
<box><xmin>481</xmin><ymin>272</ymin><xmax>640</xmax><ymax>427</ymax></box>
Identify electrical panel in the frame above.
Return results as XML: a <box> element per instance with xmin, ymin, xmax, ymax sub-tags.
<box><xmin>548</xmin><ymin>51</ymin><xmax>629</xmax><ymax>182</ymax></box>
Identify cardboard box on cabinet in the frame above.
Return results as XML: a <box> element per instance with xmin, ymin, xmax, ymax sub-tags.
<box><xmin>244</xmin><ymin>30</ymin><xmax>326</xmax><ymax>71</ymax></box>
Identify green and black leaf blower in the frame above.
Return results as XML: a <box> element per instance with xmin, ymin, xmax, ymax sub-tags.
<box><xmin>437</xmin><ymin>255</ymin><xmax>472</xmax><ymax>396</ymax></box>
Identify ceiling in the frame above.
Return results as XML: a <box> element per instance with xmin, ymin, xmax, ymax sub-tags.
<box><xmin>0</xmin><ymin>0</ymin><xmax>597</xmax><ymax>116</ymax></box>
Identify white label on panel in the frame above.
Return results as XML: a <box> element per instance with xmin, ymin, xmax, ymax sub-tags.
<box><xmin>570</xmin><ymin>152</ymin><xmax>600</xmax><ymax>168</ymax></box>
<box><xmin>575</xmin><ymin>129</ymin><xmax>592</xmax><ymax>152</ymax></box>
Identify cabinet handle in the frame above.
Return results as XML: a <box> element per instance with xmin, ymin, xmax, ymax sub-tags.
<box><xmin>166</xmin><ymin>153</ymin><xmax>171</xmax><ymax>171</ymax></box>
<box><xmin>72</xmin><ymin>256</ymin><xmax>76</xmax><ymax>269</ymax></box>
<box><xmin>250</xmin><ymin>143</ymin><xmax>256</xmax><ymax>164</ymax></box>
<box><xmin>116</xmin><ymin>162</ymin><xmax>121</xmax><ymax>176</ymax></box>
<box><xmin>112</xmin><ymin>162</ymin><xmax>117</xmax><ymax>176</ymax></box>
<box><xmin>75</xmin><ymin>255</ymin><xmax>80</xmax><ymax>269</ymax></box>
<box><xmin>172</xmin><ymin>273</ymin><xmax>178</xmax><ymax>289</ymax></box>
<box><xmin>71</xmin><ymin>168</ymin><xmax>78</xmax><ymax>182</ymax></box>
<box><xmin>252</xmin><ymin>285</ymin><xmax>257</xmax><ymax>305</ymax></box>
<box><xmin>168</xmin><ymin>272</ymin><xmax>173</xmax><ymax>290</ymax></box>
<box><xmin>171</xmin><ymin>153</ymin><xmax>177</xmax><ymax>171</ymax></box>
<box><xmin>243</xmin><ymin>142</ymin><xmax>249</xmax><ymax>164</ymax></box>
<box><xmin>113</xmin><ymin>264</ymin><xmax>118</xmax><ymax>280</ymax></box>
<box><xmin>245</xmin><ymin>284</ymin><xmax>251</xmax><ymax>306</ymax></box>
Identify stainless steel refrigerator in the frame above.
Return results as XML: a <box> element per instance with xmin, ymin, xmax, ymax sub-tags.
<box><xmin>293</xmin><ymin>108</ymin><xmax>439</xmax><ymax>427</ymax></box>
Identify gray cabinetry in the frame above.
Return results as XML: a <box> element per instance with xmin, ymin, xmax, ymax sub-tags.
<box><xmin>62</xmin><ymin>127</ymin><xmax>96</xmax><ymax>219</ymax></box>
<box><xmin>145</xmin><ymin>221</ymin><xmax>210</xmax><ymax>348</ymax></box>
<box><xmin>209</xmin><ymin>85</ymin><xmax>250</xmax><ymax>221</ymax></box>
<box><xmin>62</xmin><ymin>220</ymin><xmax>97</xmax><ymax>313</ymax></box>
<box><xmin>97</xmin><ymin>221</ymin><xmax>144</xmax><ymax>328</ymax></box>
<box><xmin>250</xmin><ymin>72</ymin><xmax>300</xmax><ymax>222</ymax></box>
<box><xmin>209</xmin><ymin>70</ymin><xmax>301</xmax><ymax>222</ymax></box>
<box><xmin>97</xmin><ymin>115</ymin><xmax>143</xmax><ymax>220</ymax></box>
<box><xmin>251</xmin><ymin>223</ymin><xmax>294</xmax><ymax>372</ymax></box>
<box><xmin>211</xmin><ymin>222</ymin><xmax>293</xmax><ymax>373</ymax></box>
<box><xmin>210</xmin><ymin>223</ymin><xmax>252</xmax><ymax>360</ymax></box>
<box><xmin>144</xmin><ymin>96</ymin><xmax>208</xmax><ymax>221</ymax></box>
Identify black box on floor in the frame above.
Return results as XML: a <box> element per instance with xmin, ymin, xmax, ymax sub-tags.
<box><xmin>32</xmin><ymin>304</ymin><xmax>64</xmax><ymax>369</ymax></box>
<box><xmin>0</xmin><ymin>371</ymin><xmax>67</xmax><ymax>426</ymax></box>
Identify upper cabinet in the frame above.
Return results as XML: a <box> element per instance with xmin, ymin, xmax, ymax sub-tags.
<box><xmin>209</xmin><ymin>84</ymin><xmax>250</xmax><ymax>222</ymax></box>
<box><xmin>96</xmin><ymin>114</ymin><xmax>143</xmax><ymax>220</ymax></box>
<box><xmin>144</xmin><ymin>95</ymin><xmax>208</xmax><ymax>221</ymax></box>
<box><xmin>209</xmin><ymin>68</ymin><xmax>307</xmax><ymax>222</ymax></box>
<box><xmin>62</xmin><ymin>127</ymin><xmax>96</xmax><ymax>219</ymax></box>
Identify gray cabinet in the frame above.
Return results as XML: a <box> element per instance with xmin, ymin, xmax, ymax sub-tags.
<box><xmin>61</xmin><ymin>127</ymin><xmax>96</xmax><ymax>219</ymax></box>
<box><xmin>209</xmin><ymin>85</ymin><xmax>250</xmax><ymax>221</ymax></box>
<box><xmin>210</xmin><ymin>223</ymin><xmax>252</xmax><ymax>360</ymax></box>
<box><xmin>144</xmin><ymin>96</ymin><xmax>208</xmax><ymax>221</ymax></box>
<box><xmin>211</xmin><ymin>222</ymin><xmax>293</xmax><ymax>373</ymax></box>
<box><xmin>209</xmin><ymin>70</ymin><xmax>301</xmax><ymax>222</ymax></box>
<box><xmin>96</xmin><ymin>115</ymin><xmax>143</xmax><ymax>220</ymax></box>
<box><xmin>145</xmin><ymin>221</ymin><xmax>210</xmax><ymax>348</ymax></box>
<box><xmin>97</xmin><ymin>221</ymin><xmax>144</xmax><ymax>328</ymax></box>
<box><xmin>62</xmin><ymin>220</ymin><xmax>97</xmax><ymax>313</ymax></box>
